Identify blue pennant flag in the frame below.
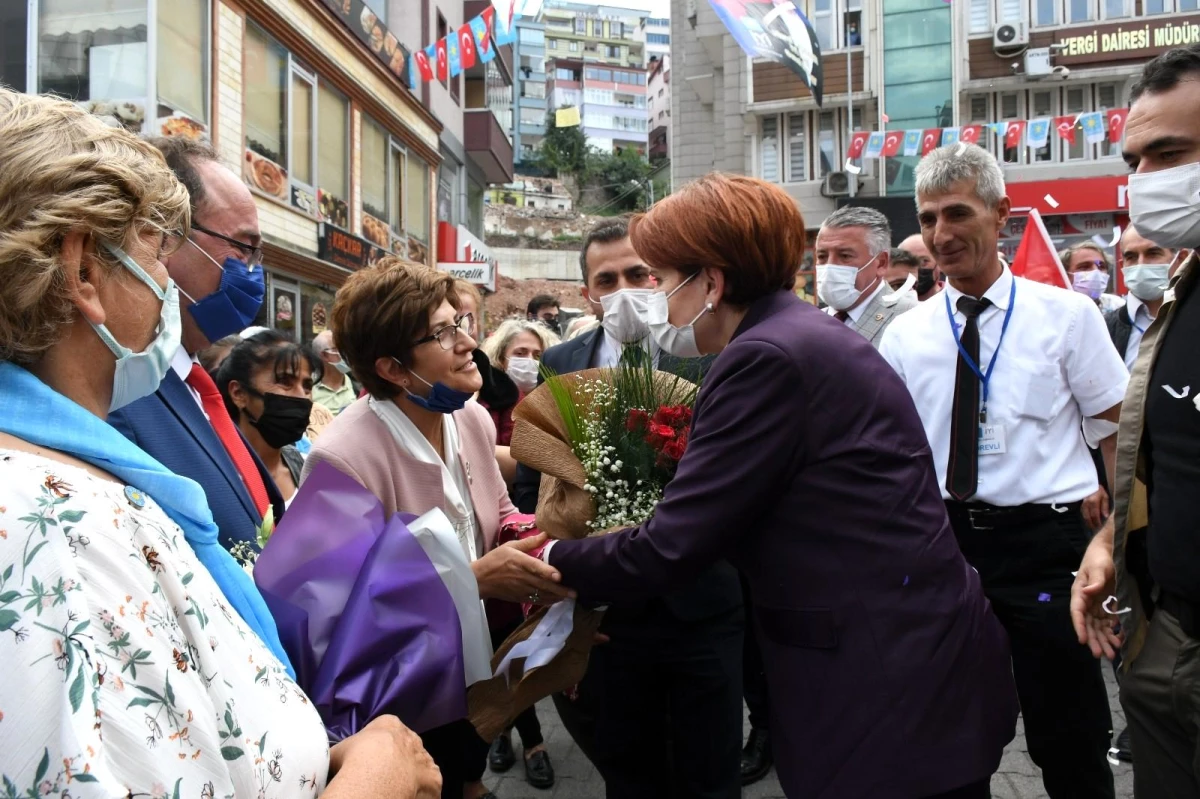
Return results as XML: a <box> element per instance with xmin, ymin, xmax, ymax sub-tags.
<box><xmin>1027</xmin><ymin>117</ymin><xmax>1051</xmax><ymax>148</ymax></box>
<box><xmin>941</xmin><ymin>127</ymin><xmax>961</xmax><ymax>147</ymax></box>
<box><xmin>493</xmin><ymin>9</ymin><xmax>518</xmax><ymax>45</ymax></box>
<box><xmin>447</xmin><ymin>35</ymin><xmax>462</xmax><ymax>77</ymax></box>
<box><xmin>1080</xmin><ymin>111</ymin><xmax>1106</xmax><ymax>144</ymax></box>
<box><xmin>863</xmin><ymin>131</ymin><xmax>885</xmax><ymax>159</ymax></box>
<box><xmin>470</xmin><ymin>15</ymin><xmax>495</xmax><ymax>63</ymax></box>
<box><xmin>902</xmin><ymin>129</ymin><xmax>922</xmax><ymax>157</ymax></box>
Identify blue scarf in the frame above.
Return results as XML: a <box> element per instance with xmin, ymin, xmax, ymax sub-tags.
<box><xmin>0</xmin><ymin>362</ymin><xmax>294</xmax><ymax>676</ymax></box>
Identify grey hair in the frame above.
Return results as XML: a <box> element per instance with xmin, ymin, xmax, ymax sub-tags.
<box><xmin>820</xmin><ymin>206</ymin><xmax>891</xmax><ymax>257</ymax></box>
<box><xmin>914</xmin><ymin>144</ymin><xmax>1006</xmax><ymax>209</ymax></box>
<box><xmin>1059</xmin><ymin>241</ymin><xmax>1112</xmax><ymax>271</ymax></box>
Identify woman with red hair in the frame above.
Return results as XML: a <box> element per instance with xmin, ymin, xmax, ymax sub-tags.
<box><xmin>539</xmin><ymin>174</ymin><xmax>1020</xmax><ymax>799</ymax></box>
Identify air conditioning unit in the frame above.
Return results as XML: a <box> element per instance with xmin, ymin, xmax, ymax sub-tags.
<box><xmin>823</xmin><ymin>171</ymin><xmax>852</xmax><ymax>197</ymax></box>
<box><xmin>993</xmin><ymin>22</ymin><xmax>1029</xmax><ymax>51</ymax></box>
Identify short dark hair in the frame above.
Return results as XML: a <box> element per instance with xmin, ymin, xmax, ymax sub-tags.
<box><xmin>147</xmin><ymin>135</ymin><xmax>222</xmax><ymax>217</ymax></box>
<box><xmin>1132</xmin><ymin>44</ymin><xmax>1200</xmax><ymax>101</ymax></box>
<box><xmin>214</xmin><ymin>329</ymin><xmax>323</xmax><ymax>422</ymax></box>
<box><xmin>580</xmin><ymin>217</ymin><xmax>631</xmax><ymax>284</ymax></box>
<box><xmin>527</xmin><ymin>294</ymin><xmax>559</xmax><ymax>315</ymax></box>
<box><xmin>890</xmin><ymin>248</ymin><xmax>921</xmax><ymax>269</ymax></box>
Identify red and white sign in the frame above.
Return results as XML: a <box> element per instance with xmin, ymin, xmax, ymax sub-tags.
<box><xmin>1005</xmin><ymin>174</ymin><xmax>1129</xmax><ymax>215</ymax></box>
<box><xmin>437</xmin><ymin>222</ymin><xmax>499</xmax><ymax>291</ymax></box>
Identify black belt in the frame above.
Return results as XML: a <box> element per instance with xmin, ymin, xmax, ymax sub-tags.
<box><xmin>1157</xmin><ymin>591</ymin><xmax>1200</xmax><ymax>640</ymax></box>
<box><xmin>944</xmin><ymin>501</ymin><xmax>1083</xmax><ymax>531</ymax></box>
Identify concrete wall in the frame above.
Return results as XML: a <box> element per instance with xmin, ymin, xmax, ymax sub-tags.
<box><xmin>494</xmin><ymin>246</ymin><xmax>582</xmax><ymax>281</ymax></box>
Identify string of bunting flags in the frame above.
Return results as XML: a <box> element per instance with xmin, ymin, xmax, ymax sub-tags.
<box><xmin>406</xmin><ymin>0</ymin><xmax>528</xmax><ymax>89</ymax></box>
<box><xmin>845</xmin><ymin>108</ymin><xmax>1128</xmax><ymax>162</ymax></box>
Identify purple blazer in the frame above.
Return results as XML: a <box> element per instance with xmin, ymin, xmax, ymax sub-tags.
<box><xmin>549</xmin><ymin>290</ymin><xmax>1018</xmax><ymax>798</ymax></box>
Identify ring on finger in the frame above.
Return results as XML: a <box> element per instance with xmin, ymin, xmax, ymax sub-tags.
<box><xmin>527</xmin><ymin>590</ymin><xmax>540</xmax><ymax>603</ymax></box>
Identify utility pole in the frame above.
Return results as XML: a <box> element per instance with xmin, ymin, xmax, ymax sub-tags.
<box><xmin>846</xmin><ymin>12</ymin><xmax>856</xmax><ymax>198</ymax></box>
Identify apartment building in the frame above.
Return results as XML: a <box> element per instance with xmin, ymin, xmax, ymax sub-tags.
<box><xmin>641</xmin><ymin>15</ymin><xmax>671</xmax><ymax>62</ymax></box>
<box><xmin>542</xmin><ymin>0</ymin><xmax>648</xmax><ymax>68</ymax></box>
<box><xmin>513</xmin><ymin>16</ymin><xmax>550</xmax><ymax>163</ymax></box>
<box><xmin>549</xmin><ymin>56</ymin><xmax>650</xmax><ymax>153</ymax></box>
<box><xmin>648</xmin><ymin>54</ymin><xmax>670</xmax><ymax>162</ymax></box>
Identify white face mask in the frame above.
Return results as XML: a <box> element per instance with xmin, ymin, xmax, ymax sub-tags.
<box><xmin>646</xmin><ymin>272</ymin><xmax>711</xmax><ymax>358</ymax></box>
<box><xmin>91</xmin><ymin>241</ymin><xmax>182</xmax><ymax>412</ymax></box>
<box><xmin>1128</xmin><ymin>162</ymin><xmax>1200</xmax><ymax>250</ymax></box>
<box><xmin>816</xmin><ymin>252</ymin><xmax>880</xmax><ymax>311</ymax></box>
<box><xmin>505</xmin><ymin>356</ymin><xmax>540</xmax><ymax>393</ymax></box>
<box><xmin>1071</xmin><ymin>269</ymin><xmax>1109</xmax><ymax>301</ymax></box>
<box><xmin>595</xmin><ymin>288</ymin><xmax>654</xmax><ymax>344</ymax></box>
<box><xmin>1122</xmin><ymin>258</ymin><xmax>1176</xmax><ymax>302</ymax></box>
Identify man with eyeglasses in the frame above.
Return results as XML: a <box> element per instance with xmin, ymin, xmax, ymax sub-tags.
<box><xmin>311</xmin><ymin>330</ymin><xmax>359</xmax><ymax>415</ymax></box>
<box><xmin>110</xmin><ymin>136</ymin><xmax>283</xmax><ymax>551</ymax></box>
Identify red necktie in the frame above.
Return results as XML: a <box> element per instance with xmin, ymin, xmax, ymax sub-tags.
<box><xmin>185</xmin><ymin>363</ymin><xmax>271</xmax><ymax>518</ymax></box>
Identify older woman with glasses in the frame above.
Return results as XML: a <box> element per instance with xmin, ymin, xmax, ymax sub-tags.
<box><xmin>303</xmin><ymin>258</ymin><xmax>571</xmax><ymax>799</ymax></box>
<box><xmin>0</xmin><ymin>89</ymin><xmax>441</xmax><ymax>799</ymax></box>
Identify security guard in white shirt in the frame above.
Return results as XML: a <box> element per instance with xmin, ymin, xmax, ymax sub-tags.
<box><xmin>879</xmin><ymin>144</ymin><xmax>1129</xmax><ymax>799</ymax></box>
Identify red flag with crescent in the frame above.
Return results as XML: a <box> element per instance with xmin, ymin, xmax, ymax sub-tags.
<box><xmin>881</xmin><ymin>130</ymin><xmax>904</xmax><ymax>157</ymax></box>
<box><xmin>1107</xmin><ymin>108</ymin><xmax>1128</xmax><ymax>144</ymax></box>
<box><xmin>921</xmin><ymin>128</ymin><xmax>941</xmax><ymax>155</ymax></box>
<box><xmin>1004</xmin><ymin>120</ymin><xmax>1026</xmax><ymax>149</ymax></box>
<box><xmin>435</xmin><ymin>38</ymin><xmax>449</xmax><ymax>82</ymax></box>
<box><xmin>458</xmin><ymin>24</ymin><xmax>477</xmax><ymax>70</ymax></box>
<box><xmin>846</xmin><ymin>131</ymin><xmax>870</xmax><ymax>160</ymax></box>
<box><xmin>1054</xmin><ymin>115</ymin><xmax>1077</xmax><ymax>145</ymax></box>
<box><xmin>959</xmin><ymin>125</ymin><xmax>983</xmax><ymax>145</ymax></box>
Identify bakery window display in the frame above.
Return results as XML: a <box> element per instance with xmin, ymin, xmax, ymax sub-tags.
<box><xmin>244</xmin><ymin>148</ymin><xmax>289</xmax><ymax>201</ymax></box>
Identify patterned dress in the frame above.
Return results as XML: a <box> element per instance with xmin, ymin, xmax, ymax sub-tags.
<box><xmin>0</xmin><ymin>450</ymin><xmax>329</xmax><ymax>799</ymax></box>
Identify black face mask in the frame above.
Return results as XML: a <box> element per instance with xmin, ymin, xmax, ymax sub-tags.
<box><xmin>244</xmin><ymin>390</ymin><xmax>313</xmax><ymax>449</ymax></box>
<box><xmin>915</xmin><ymin>267</ymin><xmax>937</xmax><ymax>296</ymax></box>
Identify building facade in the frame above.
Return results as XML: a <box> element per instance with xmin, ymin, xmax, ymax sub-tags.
<box><xmin>542</xmin><ymin>0</ymin><xmax>648</xmax><ymax>68</ymax></box>
<box><xmin>549</xmin><ymin>56</ymin><xmax>650</xmax><ymax>153</ymax></box>
<box><xmin>640</xmin><ymin>15</ymin><xmax>671</xmax><ymax>62</ymax></box>
<box><xmin>648</xmin><ymin>54</ymin><xmax>670</xmax><ymax>162</ymax></box>
<box><xmin>5</xmin><ymin>0</ymin><xmax>512</xmax><ymax>344</ymax></box>
<box><xmin>513</xmin><ymin>16</ymin><xmax>549</xmax><ymax>162</ymax></box>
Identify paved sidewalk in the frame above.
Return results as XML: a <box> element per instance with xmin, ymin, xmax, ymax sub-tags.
<box><xmin>490</xmin><ymin>667</ymin><xmax>1133</xmax><ymax>798</ymax></box>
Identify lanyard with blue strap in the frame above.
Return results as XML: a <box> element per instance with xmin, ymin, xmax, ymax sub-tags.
<box><xmin>944</xmin><ymin>278</ymin><xmax>1017</xmax><ymax>424</ymax></box>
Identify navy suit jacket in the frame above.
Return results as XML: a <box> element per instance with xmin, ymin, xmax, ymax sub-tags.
<box><xmin>548</xmin><ymin>292</ymin><xmax>1019</xmax><ymax>797</ymax></box>
<box><xmin>513</xmin><ymin>329</ymin><xmax>741</xmax><ymax>623</ymax></box>
<box><xmin>109</xmin><ymin>370</ymin><xmax>284</xmax><ymax>550</ymax></box>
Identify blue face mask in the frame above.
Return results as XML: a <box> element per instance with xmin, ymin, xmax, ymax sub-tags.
<box><xmin>393</xmin><ymin>358</ymin><xmax>472</xmax><ymax>414</ymax></box>
<box><xmin>180</xmin><ymin>237</ymin><xmax>266</xmax><ymax>342</ymax></box>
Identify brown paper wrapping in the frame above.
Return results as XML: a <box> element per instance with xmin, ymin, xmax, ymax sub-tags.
<box><xmin>466</xmin><ymin>368</ymin><xmax>695</xmax><ymax>739</ymax></box>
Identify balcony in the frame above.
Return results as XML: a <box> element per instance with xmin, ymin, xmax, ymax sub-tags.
<box><xmin>465</xmin><ymin>109</ymin><xmax>515</xmax><ymax>184</ymax></box>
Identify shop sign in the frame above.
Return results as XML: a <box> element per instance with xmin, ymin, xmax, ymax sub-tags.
<box><xmin>318</xmin><ymin>0</ymin><xmax>412</xmax><ymax>83</ymax></box>
<box><xmin>437</xmin><ymin>222</ymin><xmax>499</xmax><ymax>291</ymax></box>
<box><xmin>1005</xmin><ymin>174</ymin><xmax>1128</xmax><ymax>215</ymax></box>
<box><xmin>1055</xmin><ymin>14</ymin><xmax>1200</xmax><ymax>65</ymax></box>
<box><xmin>317</xmin><ymin>223</ymin><xmax>389</xmax><ymax>271</ymax></box>
<box><xmin>442</xmin><ymin>262</ymin><xmax>496</xmax><ymax>288</ymax></box>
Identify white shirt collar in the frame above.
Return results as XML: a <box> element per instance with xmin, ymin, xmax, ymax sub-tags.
<box><xmin>847</xmin><ymin>280</ymin><xmax>887</xmax><ymax>324</ymax></box>
<box><xmin>599</xmin><ymin>331</ymin><xmax>654</xmax><ymax>368</ymax></box>
<box><xmin>943</xmin><ymin>264</ymin><xmax>1015</xmax><ymax>315</ymax></box>
<box><xmin>171</xmin><ymin>345</ymin><xmax>197</xmax><ymax>382</ymax></box>
<box><xmin>1126</xmin><ymin>294</ymin><xmax>1154</xmax><ymax>324</ymax></box>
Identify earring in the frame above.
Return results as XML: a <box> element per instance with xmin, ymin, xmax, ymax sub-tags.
<box><xmin>705</xmin><ymin>302</ymin><xmax>715</xmax><ymax>314</ymax></box>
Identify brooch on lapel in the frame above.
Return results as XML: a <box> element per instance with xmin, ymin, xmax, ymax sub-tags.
<box><xmin>124</xmin><ymin>486</ymin><xmax>147</xmax><ymax>510</ymax></box>
<box><xmin>874</xmin><ymin>313</ymin><xmax>885</xmax><ymax>322</ymax></box>
<box><xmin>464</xmin><ymin>460</ymin><xmax>473</xmax><ymax>485</ymax></box>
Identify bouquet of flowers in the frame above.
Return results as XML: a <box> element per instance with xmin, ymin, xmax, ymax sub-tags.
<box><xmin>466</xmin><ymin>348</ymin><xmax>698</xmax><ymax>738</ymax></box>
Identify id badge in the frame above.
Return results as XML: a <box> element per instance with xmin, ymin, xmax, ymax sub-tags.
<box><xmin>978</xmin><ymin>424</ymin><xmax>1007</xmax><ymax>456</ymax></box>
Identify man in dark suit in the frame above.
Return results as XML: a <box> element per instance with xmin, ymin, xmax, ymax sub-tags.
<box><xmin>512</xmin><ymin>219</ymin><xmax>743</xmax><ymax>799</ymax></box>
<box><xmin>110</xmin><ymin>136</ymin><xmax>281</xmax><ymax>549</ymax></box>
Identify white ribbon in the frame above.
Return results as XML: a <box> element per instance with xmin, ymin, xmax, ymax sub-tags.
<box><xmin>493</xmin><ymin>598</ymin><xmax>577</xmax><ymax>686</ymax></box>
<box><xmin>1102</xmin><ymin>595</ymin><xmax>1132</xmax><ymax>616</ymax></box>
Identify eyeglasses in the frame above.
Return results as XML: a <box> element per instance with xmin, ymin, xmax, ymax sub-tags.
<box><xmin>413</xmin><ymin>313</ymin><xmax>474</xmax><ymax>350</ymax></box>
<box><xmin>192</xmin><ymin>222</ymin><xmax>264</xmax><ymax>267</ymax></box>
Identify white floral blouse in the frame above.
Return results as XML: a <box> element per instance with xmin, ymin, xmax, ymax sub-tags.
<box><xmin>0</xmin><ymin>450</ymin><xmax>330</xmax><ymax>799</ymax></box>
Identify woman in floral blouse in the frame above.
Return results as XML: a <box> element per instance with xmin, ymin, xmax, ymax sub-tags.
<box><xmin>0</xmin><ymin>90</ymin><xmax>439</xmax><ymax>798</ymax></box>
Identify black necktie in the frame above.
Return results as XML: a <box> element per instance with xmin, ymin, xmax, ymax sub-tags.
<box><xmin>834</xmin><ymin>310</ymin><xmax>849</xmax><ymax>322</ymax></box>
<box><xmin>946</xmin><ymin>296</ymin><xmax>993</xmax><ymax>501</ymax></box>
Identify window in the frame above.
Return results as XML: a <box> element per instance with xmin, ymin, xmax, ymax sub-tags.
<box><xmin>520</xmin><ymin>27</ymin><xmax>545</xmax><ymax>45</ymax></box>
<box><xmin>438</xmin><ymin>162</ymin><xmax>458</xmax><ymax>224</ymax></box>
<box><xmin>1031</xmin><ymin>89</ymin><xmax>1053</xmax><ymax>162</ymax></box>
<box><xmin>157</xmin><ymin>0</ymin><xmax>208</xmax><ymax>123</ymax></box>
<box><xmin>569</xmin><ymin>40</ymin><xmax>579</xmax><ymax>51</ymax></box>
<box><xmin>389</xmin><ymin>144</ymin><xmax>405</xmax><ymax>235</ymax></box>
<box><xmin>1143</xmin><ymin>0</ymin><xmax>1196</xmax><ymax>10</ymax></box>
<box><xmin>363</xmin><ymin>0</ymin><xmax>387</xmax><ymax>25</ymax></box>
<box><xmin>547</xmin><ymin>38</ymin><xmax>558</xmax><ymax>48</ymax></box>
<box><xmin>786</xmin><ymin>113</ymin><xmax>806</xmax><ymax>183</ymax></box>
<box><xmin>522</xmin><ymin>80</ymin><xmax>546</xmax><ymax>99</ymax></box>
<box><xmin>811</xmin><ymin>0</ymin><xmax>833</xmax><ymax>51</ymax></box>
<box><xmin>38</xmin><ymin>0</ymin><xmax>149</xmax><ymax>127</ymax></box>
<box><xmin>1033</xmin><ymin>0</ymin><xmax>1057</xmax><ymax>25</ymax></box>
<box><xmin>316</xmin><ymin>83</ymin><xmax>348</xmax><ymax>203</ymax></box>
<box><xmin>407</xmin><ymin>155</ymin><xmax>430</xmax><ymax>244</ymax></box>
<box><xmin>245</xmin><ymin>24</ymin><xmax>288</xmax><ymax>165</ymax></box>
<box><xmin>585</xmin><ymin>88</ymin><xmax>613</xmax><ymax>104</ymax></box>
<box><xmin>290</xmin><ymin>68</ymin><xmax>314</xmax><ymax>186</ymax></box>
<box><xmin>817</xmin><ymin>111</ymin><xmax>836</xmax><ymax>178</ymax></box>
<box><xmin>647</xmin><ymin>33</ymin><xmax>670</xmax><ymax>44</ymax></box>
<box><xmin>975</xmin><ymin>84</ymin><xmax>1123</xmax><ymax>166</ymax></box>
<box><xmin>1097</xmin><ymin>82</ymin><xmax>1120</xmax><ymax>157</ymax></box>
<box><xmin>521</xmin><ymin>107</ymin><xmax>544</xmax><ymax>124</ymax></box>
<box><xmin>969</xmin><ymin>0</ymin><xmax>990</xmax><ymax>32</ymax></box>
<box><xmin>761</xmin><ymin>115</ymin><xmax>779</xmax><ymax>182</ymax></box>
<box><xmin>361</xmin><ymin>116</ymin><xmax>388</xmax><ymax>225</ymax></box>
<box><xmin>606</xmin><ymin>45</ymin><xmax>622</xmax><ymax>58</ymax></box>
<box><xmin>556</xmin><ymin>67</ymin><xmax>575</xmax><ymax>80</ymax></box>
<box><xmin>437</xmin><ymin>13</ymin><xmax>448</xmax><ymax>88</ymax></box>
<box><xmin>1064</xmin><ymin>86</ymin><xmax>1085</xmax><ymax>161</ymax></box>
<box><xmin>575</xmin><ymin>17</ymin><xmax>587</xmax><ymax>33</ymax></box>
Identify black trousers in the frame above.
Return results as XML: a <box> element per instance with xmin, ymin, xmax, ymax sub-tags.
<box><xmin>420</xmin><ymin>719</ymin><xmax>489</xmax><ymax>799</ymax></box>
<box><xmin>949</xmin><ymin>504</ymin><xmax>1115</xmax><ymax>799</ymax></box>
<box><xmin>554</xmin><ymin>602</ymin><xmax>743</xmax><ymax>799</ymax></box>
<box><xmin>741</xmin><ymin>573</ymin><xmax>770</xmax><ymax>731</ymax></box>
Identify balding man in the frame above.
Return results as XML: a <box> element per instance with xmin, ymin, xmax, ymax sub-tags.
<box><xmin>898</xmin><ymin>232</ymin><xmax>942</xmax><ymax>301</ymax></box>
<box><xmin>311</xmin><ymin>329</ymin><xmax>358</xmax><ymax>415</ymax></box>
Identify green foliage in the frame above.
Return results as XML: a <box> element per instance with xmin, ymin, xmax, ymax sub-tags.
<box><xmin>539</xmin><ymin>107</ymin><xmax>589</xmax><ymax>176</ymax></box>
<box><xmin>583</xmin><ymin>148</ymin><xmax>654</xmax><ymax>212</ymax></box>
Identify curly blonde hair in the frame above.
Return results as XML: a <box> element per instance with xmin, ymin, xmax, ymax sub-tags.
<box><xmin>0</xmin><ymin>89</ymin><xmax>191</xmax><ymax>366</ymax></box>
<box><xmin>481</xmin><ymin>318</ymin><xmax>560</xmax><ymax>369</ymax></box>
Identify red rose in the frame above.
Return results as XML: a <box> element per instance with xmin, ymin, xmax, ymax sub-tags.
<box><xmin>626</xmin><ymin>408</ymin><xmax>649</xmax><ymax>432</ymax></box>
<box><xmin>662</xmin><ymin>437</ymin><xmax>687</xmax><ymax>462</ymax></box>
<box><xmin>646</xmin><ymin>423</ymin><xmax>676</xmax><ymax>447</ymax></box>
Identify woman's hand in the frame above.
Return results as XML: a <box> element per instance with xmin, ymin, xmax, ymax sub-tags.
<box><xmin>325</xmin><ymin>715</ymin><xmax>442</xmax><ymax>798</ymax></box>
<box><xmin>472</xmin><ymin>534</ymin><xmax>575</xmax><ymax>604</ymax></box>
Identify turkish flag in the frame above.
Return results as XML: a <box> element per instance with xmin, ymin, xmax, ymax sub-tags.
<box><xmin>413</xmin><ymin>49</ymin><xmax>434</xmax><ymax>81</ymax></box>
<box><xmin>1054</xmin><ymin>115</ymin><xmax>1077</xmax><ymax>145</ymax></box>
<box><xmin>435</xmin><ymin>38</ymin><xmax>449</xmax><ymax>81</ymax></box>
<box><xmin>881</xmin><ymin>131</ymin><xmax>904</xmax><ymax>157</ymax></box>
<box><xmin>921</xmin><ymin>128</ymin><xmax>941</xmax><ymax>155</ymax></box>
<box><xmin>846</xmin><ymin>131</ymin><xmax>870</xmax><ymax>159</ymax></box>
<box><xmin>458</xmin><ymin>24</ymin><xmax>477</xmax><ymax>69</ymax></box>
<box><xmin>1107</xmin><ymin>108</ymin><xmax>1128</xmax><ymax>144</ymax></box>
<box><xmin>1010</xmin><ymin>209</ymin><xmax>1071</xmax><ymax>290</ymax></box>
<box><xmin>1004</xmin><ymin>120</ymin><xmax>1026</xmax><ymax>149</ymax></box>
<box><xmin>959</xmin><ymin>125</ymin><xmax>983</xmax><ymax>145</ymax></box>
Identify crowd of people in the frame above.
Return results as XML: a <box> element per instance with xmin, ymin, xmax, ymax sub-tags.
<box><xmin>2</xmin><ymin>41</ymin><xmax>1200</xmax><ymax>799</ymax></box>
